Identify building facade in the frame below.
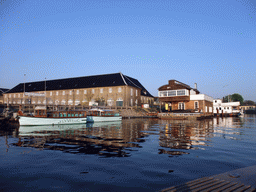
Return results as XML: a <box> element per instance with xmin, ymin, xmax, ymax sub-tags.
<box><xmin>213</xmin><ymin>99</ymin><xmax>240</xmax><ymax>116</ymax></box>
<box><xmin>3</xmin><ymin>73</ymin><xmax>154</xmax><ymax>109</ymax></box>
<box><xmin>158</xmin><ymin>80</ymin><xmax>213</xmax><ymax>114</ymax></box>
<box><xmin>0</xmin><ymin>88</ymin><xmax>9</xmax><ymax>104</ymax></box>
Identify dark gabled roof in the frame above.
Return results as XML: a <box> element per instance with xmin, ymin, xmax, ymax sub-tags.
<box><xmin>6</xmin><ymin>73</ymin><xmax>154</xmax><ymax>97</ymax></box>
<box><xmin>0</xmin><ymin>88</ymin><xmax>9</xmax><ymax>93</ymax></box>
<box><xmin>123</xmin><ymin>75</ymin><xmax>153</xmax><ymax>97</ymax></box>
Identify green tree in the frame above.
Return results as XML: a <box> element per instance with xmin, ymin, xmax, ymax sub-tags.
<box><xmin>223</xmin><ymin>93</ymin><xmax>244</xmax><ymax>104</ymax></box>
<box><xmin>243</xmin><ymin>100</ymin><xmax>255</xmax><ymax>106</ymax></box>
<box><xmin>232</xmin><ymin>93</ymin><xmax>244</xmax><ymax>104</ymax></box>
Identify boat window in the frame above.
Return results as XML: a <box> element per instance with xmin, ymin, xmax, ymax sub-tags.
<box><xmin>60</xmin><ymin>113</ymin><xmax>63</xmax><ymax>117</ymax></box>
<box><xmin>68</xmin><ymin>114</ymin><xmax>71</xmax><ymax>117</ymax></box>
<box><xmin>63</xmin><ymin>113</ymin><xmax>67</xmax><ymax>117</ymax></box>
<box><xmin>79</xmin><ymin>113</ymin><xmax>82</xmax><ymax>117</ymax></box>
<box><xmin>72</xmin><ymin>114</ymin><xmax>74</xmax><ymax>117</ymax></box>
<box><xmin>53</xmin><ymin>114</ymin><xmax>55</xmax><ymax>117</ymax></box>
<box><xmin>75</xmin><ymin>113</ymin><xmax>78</xmax><ymax>117</ymax></box>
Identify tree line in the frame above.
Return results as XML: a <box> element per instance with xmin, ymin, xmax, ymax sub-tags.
<box><xmin>223</xmin><ymin>93</ymin><xmax>255</xmax><ymax>105</ymax></box>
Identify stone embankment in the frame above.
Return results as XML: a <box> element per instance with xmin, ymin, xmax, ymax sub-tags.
<box><xmin>117</xmin><ymin>108</ymin><xmax>158</xmax><ymax>118</ymax></box>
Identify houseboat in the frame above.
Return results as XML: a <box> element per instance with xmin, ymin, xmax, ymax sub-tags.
<box><xmin>213</xmin><ymin>99</ymin><xmax>241</xmax><ymax>117</ymax></box>
<box><xmin>86</xmin><ymin>108</ymin><xmax>122</xmax><ymax>123</ymax></box>
<box><xmin>18</xmin><ymin>106</ymin><xmax>87</xmax><ymax>126</ymax></box>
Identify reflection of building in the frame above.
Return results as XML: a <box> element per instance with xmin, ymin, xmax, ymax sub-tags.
<box><xmin>213</xmin><ymin>99</ymin><xmax>240</xmax><ymax>116</ymax></box>
<box><xmin>158</xmin><ymin>80</ymin><xmax>213</xmax><ymax>114</ymax></box>
<box><xmin>15</xmin><ymin>119</ymin><xmax>151</xmax><ymax>158</ymax></box>
<box><xmin>3</xmin><ymin>73</ymin><xmax>154</xmax><ymax>109</ymax></box>
<box><xmin>212</xmin><ymin>117</ymin><xmax>242</xmax><ymax>139</ymax></box>
<box><xmin>159</xmin><ymin>120</ymin><xmax>214</xmax><ymax>152</ymax></box>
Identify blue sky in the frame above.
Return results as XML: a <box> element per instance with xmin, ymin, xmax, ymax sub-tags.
<box><xmin>1</xmin><ymin>0</ymin><xmax>255</xmax><ymax>101</ymax></box>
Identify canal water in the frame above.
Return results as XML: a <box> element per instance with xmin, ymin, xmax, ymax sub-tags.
<box><xmin>0</xmin><ymin>115</ymin><xmax>256</xmax><ymax>191</ymax></box>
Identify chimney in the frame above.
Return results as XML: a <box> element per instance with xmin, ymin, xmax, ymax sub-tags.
<box><xmin>194</xmin><ymin>83</ymin><xmax>197</xmax><ymax>89</ymax></box>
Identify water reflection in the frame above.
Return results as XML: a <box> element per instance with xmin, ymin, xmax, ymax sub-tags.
<box><xmin>4</xmin><ymin>116</ymin><xmax>246</xmax><ymax>158</ymax></box>
<box><xmin>15</xmin><ymin>119</ymin><xmax>152</xmax><ymax>158</ymax></box>
<box><xmin>158</xmin><ymin>119</ymin><xmax>214</xmax><ymax>156</ymax></box>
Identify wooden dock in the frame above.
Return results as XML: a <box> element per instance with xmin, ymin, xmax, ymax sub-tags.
<box><xmin>161</xmin><ymin>166</ymin><xmax>256</xmax><ymax>192</ymax></box>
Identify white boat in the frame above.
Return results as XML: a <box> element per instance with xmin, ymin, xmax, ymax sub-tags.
<box><xmin>18</xmin><ymin>107</ymin><xmax>87</xmax><ymax>126</ymax></box>
<box><xmin>86</xmin><ymin>108</ymin><xmax>122</xmax><ymax>123</ymax></box>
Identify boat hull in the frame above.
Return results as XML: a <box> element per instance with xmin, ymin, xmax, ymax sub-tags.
<box><xmin>86</xmin><ymin>116</ymin><xmax>122</xmax><ymax>123</ymax></box>
<box><xmin>19</xmin><ymin>116</ymin><xmax>87</xmax><ymax>126</ymax></box>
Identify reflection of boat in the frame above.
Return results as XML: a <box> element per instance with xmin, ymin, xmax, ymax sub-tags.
<box><xmin>19</xmin><ymin>123</ymin><xmax>87</xmax><ymax>136</ymax></box>
<box><xmin>86</xmin><ymin>108</ymin><xmax>122</xmax><ymax>123</ymax></box>
<box><xmin>18</xmin><ymin>106</ymin><xmax>87</xmax><ymax>126</ymax></box>
<box><xmin>86</xmin><ymin>121</ymin><xmax>122</xmax><ymax>129</ymax></box>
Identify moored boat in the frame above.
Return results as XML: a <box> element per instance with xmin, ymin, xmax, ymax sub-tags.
<box><xmin>86</xmin><ymin>108</ymin><xmax>122</xmax><ymax>123</ymax></box>
<box><xmin>18</xmin><ymin>106</ymin><xmax>87</xmax><ymax>126</ymax></box>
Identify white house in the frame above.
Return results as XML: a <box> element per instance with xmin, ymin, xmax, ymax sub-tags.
<box><xmin>213</xmin><ymin>99</ymin><xmax>240</xmax><ymax>116</ymax></box>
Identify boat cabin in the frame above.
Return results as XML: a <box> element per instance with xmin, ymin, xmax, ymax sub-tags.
<box><xmin>33</xmin><ymin>106</ymin><xmax>86</xmax><ymax>118</ymax></box>
<box><xmin>87</xmin><ymin>109</ymin><xmax>119</xmax><ymax>117</ymax></box>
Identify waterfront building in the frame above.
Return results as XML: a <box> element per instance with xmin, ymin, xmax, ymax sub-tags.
<box><xmin>3</xmin><ymin>72</ymin><xmax>154</xmax><ymax>109</ymax></box>
<box><xmin>213</xmin><ymin>99</ymin><xmax>240</xmax><ymax>116</ymax></box>
<box><xmin>0</xmin><ymin>88</ymin><xmax>9</xmax><ymax>104</ymax></box>
<box><xmin>158</xmin><ymin>80</ymin><xmax>213</xmax><ymax>114</ymax></box>
<box><xmin>240</xmin><ymin>105</ymin><xmax>256</xmax><ymax>111</ymax></box>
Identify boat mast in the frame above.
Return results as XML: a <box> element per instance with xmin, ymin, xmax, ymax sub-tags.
<box><xmin>45</xmin><ymin>77</ymin><xmax>47</xmax><ymax>112</ymax></box>
<box><xmin>23</xmin><ymin>74</ymin><xmax>26</xmax><ymax>111</ymax></box>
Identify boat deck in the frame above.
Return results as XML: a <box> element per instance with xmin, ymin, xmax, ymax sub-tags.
<box><xmin>161</xmin><ymin>166</ymin><xmax>256</xmax><ymax>192</ymax></box>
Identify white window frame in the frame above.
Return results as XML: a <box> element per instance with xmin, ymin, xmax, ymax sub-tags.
<box><xmin>63</xmin><ymin>91</ymin><xmax>65</xmax><ymax>95</ymax></box>
<box><xmin>70</xmin><ymin>90</ymin><xmax>72</xmax><ymax>95</ymax></box>
<box><xmin>131</xmin><ymin>88</ymin><xmax>133</xmax><ymax>96</ymax></box>
<box><xmin>50</xmin><ymin>92</ymin><xmax>52</xmax><ymax>96</ymax></box>
<box><xmin>84</xmin><ymin>90</ymin><xmax>87</xmax><ymax>94</ymax></box>
<box><xmin>136</xmin><ymin>90</ymin><xmax>138</xmax><ymax>96</ymax></box>
<box><xmin>159</xmin><ymin>89</ymin><xmax>189</xmax><ymax>97</ymax></box>
<box><xmin>56</xmin><ymin>91</ymin><xmax>59</xmax><ymax>96</ymax></box>
<box><xmin>100</xmin><ymin>88</ymin><xmax>103</xmax><ymax>93</ymax></box>
<box><xmin>118</xmin><ymin>87</ymin><xmax>122</xmax><ymax>93</ymax></box>
<box><xmin>76</xmin><ymin>90</ymin><xmax>79</xmax><ymax>95</ymax></box>
<box><xmin>178</xmin><ymin>102</ymin><xmax>185</xmax><ymax>110</ymax></box>
<box><xmin>92</xmin><ymin>89</ymin><xmax>95</xmax><ymax>94</ymax></box>
<box><xmin>194</xmin><ymin>101</ymin><xmax>199</xmax><ymax>109</ymax></box>
<box><xmin>109</xmin><ymin>88</ymin><xmax>112</xmax><ymax>93</ymax></box>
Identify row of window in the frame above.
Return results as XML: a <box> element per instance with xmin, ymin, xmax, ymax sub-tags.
<box><xmin>5</xmin><ymin>87</ymin><xmax>125</xmax><ymax>98</ymax></box>
<box><xmin>215</xmin><ymin>107</ymin><xmax>230</xmax><ymax>110</ymax></box>
<box><xmin>159</xmin><ymin>89</ymin><xmax>189</xmax><ymax>97</ymax></box>
<box><xmin>54</xmin><ymin>113</ymin><xmax>85</xmax><ymax>118</ymax></box>
<box><xmin>5</xmin><ymin>87</ymin><xmax>143</xmax><ymax>98</ymax></box>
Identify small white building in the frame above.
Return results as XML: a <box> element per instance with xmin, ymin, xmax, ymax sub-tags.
<box><xmin>213</xmin><ymin>99</ymin><xmax>240</xmax><ymax>116</ymax></box>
